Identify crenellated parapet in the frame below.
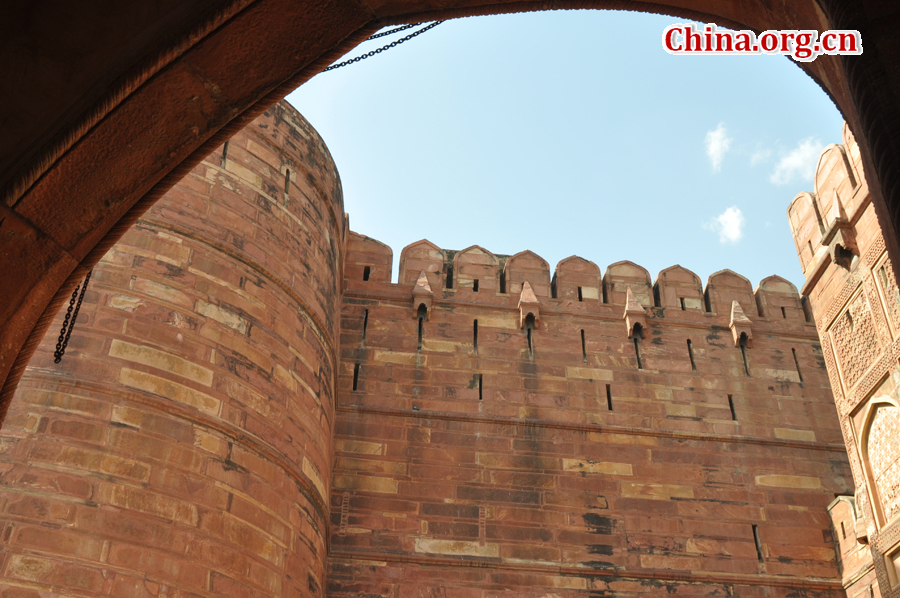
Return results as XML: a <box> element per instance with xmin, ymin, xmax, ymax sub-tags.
<box><xmin>345</xmin><ymin>234</ymin><xmax>815</xmax><ymax>338</ymax></box>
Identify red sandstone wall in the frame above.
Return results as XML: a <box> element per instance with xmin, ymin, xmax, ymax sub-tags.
<box><xmin>328</xmin><ymin>236</ymin><xmax>852</xmax><ymax>597</ymax></box>
<box><xmin>790</xmin><ymin>124</ymin><xmax>900</xmax><ymax>598</ymax></box>
<box><xmin>0</xmin><ymin>102</ymin><xmax>343</xmax><ymax>597</ymax></box>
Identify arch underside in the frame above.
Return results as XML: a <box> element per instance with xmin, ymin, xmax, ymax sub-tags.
<box><xmin>2</xmin><ymin>0</ymin><xmax>900</xmax><ymax>421</ymax></box>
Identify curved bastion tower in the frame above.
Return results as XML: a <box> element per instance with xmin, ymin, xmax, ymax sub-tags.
<box><xmin>0</xmin><ymin>102</ymin><xmax>344</xmax><ymax>596</ymax></box>
<box><xmin>0</xmin><ymin>100</ymin><xmax>866</xmax><ymax>597</ymax></box>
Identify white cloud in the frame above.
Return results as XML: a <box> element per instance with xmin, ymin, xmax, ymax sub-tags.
<box><xmin>750</xmin><ymin>148</ymin><xmax>771</xmax><ymax>166</ymax></box>
<box><xmin>705</xmin><ymin>123</ymin><xmax>731</xmax><ymax>172</ymax></box>
<box><xmin>704</xmin><ymin>206</ymin><xmax>745</xmax><ymax>244</ymax></box>
<box><xmin>769</xmin><ymin>138</ymin><xmax>825</xmax><ymax>185</ymax></box>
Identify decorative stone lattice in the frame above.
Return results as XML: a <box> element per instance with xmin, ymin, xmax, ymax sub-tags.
<box><xmin>831</xmin><ymin>291</ymin><xmax>881</xmax><ymax>390</ymax></box>
<box><xmin>868</xmin><ymin>405</ymin><xmax>900</xmax><ymax>524</ymax></box>
<box><xmin>876</xmin><ymin>255</ymin><xmax>900</xmax><ymax>334</ymax></box>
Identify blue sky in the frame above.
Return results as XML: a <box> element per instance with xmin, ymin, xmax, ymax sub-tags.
<box><xmin>286</xmin><ymin>10</ymin><xmax>844</xmax><ymax>291</ymax></box>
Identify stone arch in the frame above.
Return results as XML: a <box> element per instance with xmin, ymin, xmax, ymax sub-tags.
<box><xmin>857</xmin><ymin>396</ymin><xmax>900</xmax><ymax>528</ymax></box>
<box><xmin>398</xmin><ymin>239</ymin><xmax>444</xmax><ymax>287</ymax></box>
<box><xmin>603</xmin><ymin>260</ymin><xmax>652</xmax><ymax>307</ymax></box>
<box><xmin>453</xmin><ymin>245</ymin><xmax>499</xmax><ymax>294</ymax></box>
<box><xmin>552</xmin><ymin>255</ymin><xmax>601</xmax><ymax>302</ymax></box>
<box><xmin>504</xmin><ymin>250</ymin><xmax>551</xmax><ymax>298</ymax></box>
<box><xmin>653</xmin><ymin>265</ymin><xmax>702</xmax><ymax>310</ymax></box>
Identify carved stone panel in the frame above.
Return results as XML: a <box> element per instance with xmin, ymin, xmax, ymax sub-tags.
<box><xmin>831</xmin><ymin>290</ymin><xmax>881</xmax><ymax>391</ymax></box>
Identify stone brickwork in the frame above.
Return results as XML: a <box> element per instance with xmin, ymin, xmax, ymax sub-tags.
<box><xmin>331</xmin><ymin>232</ymin><xmax>852</xmax><ymax>596</ymax></box>
<box><xmin>0</xmin><ymin>101</ymin><xmax>858</xmax><ymax>597</ymax></box>
<box><xmin>0</xmin><ymin>103</ymin><xmax>344</xmax><ymax>597</ymax></box>
<box><xmin>790</xmin><ymin>122</ymin><xmax>900</xmax><ymax>598</ymax></box>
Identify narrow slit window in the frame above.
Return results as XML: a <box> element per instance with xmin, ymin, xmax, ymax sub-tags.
<box><xmin>478</xmin><ymin>374</ymin><xmax>483</xmax><ymax>401</ymax></box>
<box><xmin>352</xmin><ymin>363</ymin><xmax>360</xmax><ymax>391</ymax></box>
<box><xmin>473</xmin><ymin>319</ymin><xmax>478</xmax><ymax>355</ymax></box>
<box><xmin>220</xmin><ymin>141</ymin><xmax>229</xmax><ymax>167</ymax></box>
<box><xmin>473</xmin><ymin>279</ymin><xmax>479</xmax><ymax>293</ymax></box>
<box><xmin>417</xmin><ymin>304</ymin><xmax>427</xmax><ymax>350</ymax></box>
<box><xmin>363</xmin><ymin>266</ymin><xmax>370</xmax><ymax>281</ymax></box>
<box><xmin>752</xmin><ymin>525</ymin><xmax>764</xmax><ymax>562</ymax></box>
<box><xmin>840</xmin><ymin>520</ymin><xmax>846</xmax><ymax>540</ymax></box>
<box><xmin>606</xmin><ymin>384</ymin><xmax>613</xmax><ymax>411</ymax></box>
<box><xmin>525</xmin><ymin>313</ymin><xmax>536</xmax><ymax>359</ymax></box>
<box><xmin>792</xmin><ymin>348</ymin><xmax>803</xmax><ymax>382</ymax></box>
<box><xmin>879</xmin><ymin>265</ymin><xmax>889</xmax><ymax>290</ymax></box>
<box><xmin>284</xmin><ymin>169</ymin><xmax>291</xmax><ymax>195</ymax></box>
<box><xmin>580</xmin><ymin>329</ymin><xmax>587</xmax><ymax>363</ymax></box>
<box><xmin>446</xmin><ymin>266</ymin><xmax>454</xmax><ymax>289</ymax></box>
<box><xmin>739</xmin><ymin>333</ymin><xmax>750</xmax><ymax>377</ymax></box>
<box><xmin>728</xmin><ymin>394</ymin><xmax>737</xmax><ymax>421</ymax></box>
<box><xmin>361</xmin><ymin>309</ymin><xmax>369</xmax><ymax>346</ymax></box>
<box><xmin>499</xmin><ymin>271</ymin><xmax>506</xmax><ymax>294</ymax></box>
<box><xmin>680</xmin><ymin>297</ymin><xmax>686</xmax><ymax>311</ymax></box>
<box><xmin>577</xmin><ymin>286</ymin><xmax>583</xmax><ymax>302</ymax></box>
<box><xmin>632</xmin><ymin>324</ymin><xmax>643</xmax><ymax>370</ymax></box>
<box><xmin>781</xmin><ymin>306</ymin><xmax>787</xmax><ymax>318</ymax></box>
<box><xmin>808</xmin><ymin>240</ymin><xmax>814</xmax><ymax>258</ymax></box>
<box><xmin>687</xmin><ymin>339</ymin><xmax>697</xmax><ymax>372</ymax></box>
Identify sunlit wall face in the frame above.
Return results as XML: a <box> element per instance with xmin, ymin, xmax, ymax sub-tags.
<box><xmin>287</xmin><ymin>10</ymin><xmax>844</xmax><ymax>290</ymax></box>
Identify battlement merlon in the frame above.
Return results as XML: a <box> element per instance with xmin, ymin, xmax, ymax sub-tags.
<box><xmin>787</xmin><ymin>122</ymin><xmax>868</xmax><ymax>287</ymax></box>
<box><xmin>342</xmin><ymin>232</ymin><xmax>818</xmax><ymax>336</ymax></box>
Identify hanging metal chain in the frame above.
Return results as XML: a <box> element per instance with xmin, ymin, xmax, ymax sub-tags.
<box><xmin>365</xmin><ymin>23</ymin><xmax>421</xmax><ymax>41</ymax></box>
<box><xmin>323</xmin><ymin>20</ymin><xmax>444</xmax><ymax>72</ymax></box>
<box><xmin>54</xmin><ymin>269</ymin><xmax>93</xmax><ymax>363</ymax></box>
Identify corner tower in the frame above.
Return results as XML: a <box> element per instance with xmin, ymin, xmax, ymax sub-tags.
<box><xmin>0</xmin><ymin>102</ymin><xmax>344</xmax><ymax>596</ymax></box>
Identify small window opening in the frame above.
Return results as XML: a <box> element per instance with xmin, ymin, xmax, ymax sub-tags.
<box><xmin>473</xmin><ymin>279</ymin><xmax>479</xmax><ymax>293</ymax></box>
<box><xmin>525</xmin><ymin>313</ymin><xmax>536</xmax><ymax>359</ymax></box>
<box><xmin>739</xmin><ymin>333</ymin><xmax>750</xmax><ymax>377</ymax></box>
<box><xmin>840</xmin><ymin>520</ymin><xmax>846</xmax><ymax>540</ymax></box>
<box><xmin>781</xmin><ymin>306</ymin><xmax>787</xmax><ymax>319</ymax></box>
<box><xmin>808</xmin><ymin>240</ymin><xmax>814</xmax><ymax>258</ymax></box>
<box><xmin>417</xmin><ymin>304</ymin><xmax>427</xmax><ymax>350</ymax></box>
<box><xmin>361</xmin><ymin>309</ymin><xmax>368</xmax><ymax>346</ymax></box>
<box><xmin>879</xmin><ymin>265</ymin><xmax>889</xmax><ymax>290</ymax></box>
<box><xmin>473</xmin><ymin>319</ymin><xmax>478</xmax><ymax>355</ymax></box>
<box><xmin>833</xmin><ymin>244</ymin><xmax>854</xmax><ymax>269</ymax></box>
<box><xmin>606</xmin><ymin>384</ymin><xmax>613</xmax><ymax>411</ymax></box>
<box><xmin>363</xmin><ymin>266</ymin><xmax>370</xmax><ymax>281</ymax></box>
<box><xmin>752</xmin><ymin>525</ymin><xmax>764</xmax><ymax>562</ymax></box>
<box><xmin>220</xmin><ymin>141</ymin><xmax>229</xmax><ymax>167</ymax></box>
<box><xmin>687</xmin><ymin>339</ymin><xmax>697</xmax><ymax>372</ymax></box>
<box><xmin>352</xmin><ymin>363</ymin><xmax>360</xmax><ymax>391</ymax></box>
<box><xmin>792</xmin><ymin>348</ymin><xmax>803</xmax><ymax>383</ymax></box>
<box><xmin>284</xmin><ymin>169</ymin><xmax>291</xmax><ymax>195</ymax></box>
<box><xmin>728</xmin><ymin>394</ymin><xmax>737</xmax><ymax>421</ymax></box>
<box><xmin>577</xmin><ymin>286</ymin><xmax>583</xmax><ymax>302</ymax></box>
<box><xmin>580</xmin><ymin>329</ymin><xmax>587</xmax><ymax>363</ymax></box>
<box><xmin>632</xmin><ymin>324</ymin><xmax>643</xmax><ymax>370</ymax></box>
<box><xmin>680</xmin><ymin>297</ymin><xmax>686</xmax><ymax>311</ymax></box>
<box><xmin>446</xmin><ymin>265</ymin><xmax>454</xmax><ymax>289</ymax></box>
<box><xmin>499</xmin><ymin>271</ymin><xmax>506</xmax><ymax>294</ymax></box>
<box><xmin>478</xmin><ymin>373</ymin><xmax>483</xmax><ymax>401</ymax></box>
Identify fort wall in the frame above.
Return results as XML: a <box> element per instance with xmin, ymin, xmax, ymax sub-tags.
<box><xmin>330</xmin><ymin>232</ymin><xmax>852</xmax><ymax>595</ymax></box>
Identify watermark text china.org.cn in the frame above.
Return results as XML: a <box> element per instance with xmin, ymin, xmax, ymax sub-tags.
<box><xmin>663</xmin><ymin>23</ymin><xmax>862</xmax><ymax>62</ymax></box>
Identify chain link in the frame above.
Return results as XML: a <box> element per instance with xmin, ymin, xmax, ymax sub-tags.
<box><xmin>54</xmin><ymin>269</ymin><xmax>93</xmax><ymax>363</ymax></box>
<box><xmin>366</xmin><ymin>23</ymin><xmax>421</xmax><ymax>41</ymax></box>
<box><xmin>323</xmin><ymin>21</ymin><xmax>444</xmax><ymax>72</ymax></box>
